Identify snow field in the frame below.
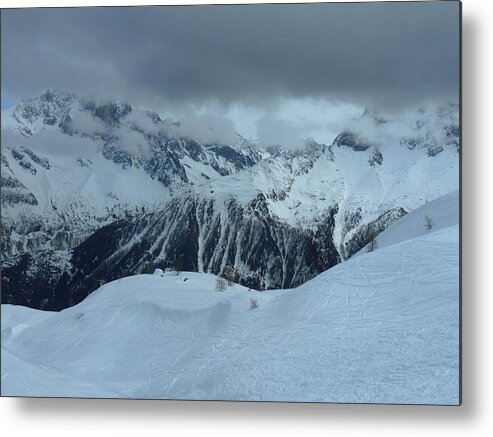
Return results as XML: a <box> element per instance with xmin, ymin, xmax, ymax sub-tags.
<box><xmin>1</xmin><ymin>191</ymin><xmax>459</xmax><ymax>403</ymax></box>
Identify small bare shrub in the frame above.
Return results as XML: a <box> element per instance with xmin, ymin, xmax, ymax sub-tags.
<box><xmin>425</xmin><ymin>215</ymin><xmax>433</xmax><ymax>230</ymax></box>
<box><xmin>215</xmin><ymin>276</ymin><xmax>227</xmax><ymax>292</ymax></box>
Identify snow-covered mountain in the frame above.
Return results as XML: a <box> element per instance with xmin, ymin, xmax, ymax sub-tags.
<box><xmin>1</xmin><ymin>191</ymin><xmax>459</xmax><ymax>403</ymax></box>
<box><xmin>1</xmin><ymin>90</ymin><xmax>459</xmax><ymax>309</ymax></box>
<box><xmin>1</xmin><ymin>90</ymin><xmax>262</xmax><ymax>254</ymax></box>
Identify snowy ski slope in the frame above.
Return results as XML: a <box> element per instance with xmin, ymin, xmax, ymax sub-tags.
<box><xmin>1</xmin><ymin>191</ymin><xmax>459</xmax><ymax>404</ymax></box>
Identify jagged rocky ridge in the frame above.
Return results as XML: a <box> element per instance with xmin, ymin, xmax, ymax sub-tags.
<box><xmin>2</xmin><ymin>194</ymin><xmax>340</xmax><ymax>309</ymax></box>
<box><xmin>1</xmin><ymin>91</ymin><xmax>459</xmax><ymax>310</ymax></box>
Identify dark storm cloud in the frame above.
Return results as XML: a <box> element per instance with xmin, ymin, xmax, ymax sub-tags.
<box><xmin>1</xmin><ymin>2</ymin><xmax>459</xmax><ymax>109</ymax></box>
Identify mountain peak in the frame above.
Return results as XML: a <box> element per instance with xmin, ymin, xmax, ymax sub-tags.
<box><xmin>81</xmin><ymin>99</ymin><xmax>133</xmax><ymax>126</ymax></box>
<box><xmin>11</xmin><ymin>90</ymin><xmax>77</xmax><ymax>135</ymax></box>
<box><xmin>332</xmin><ymin>130</ymin><xmax>373</xmax><ymax>151</ymax></box>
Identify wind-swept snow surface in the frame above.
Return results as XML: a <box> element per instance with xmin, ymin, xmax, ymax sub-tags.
<box><xmin>1</xmin><ymin>193</ymin><xmax>459</xmax><ymax>404</ymax></box>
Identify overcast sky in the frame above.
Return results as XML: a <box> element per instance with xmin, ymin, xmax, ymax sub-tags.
<box><xmin>1</xmin><ymin>1</ymin><xmax>460</xmax><ymax>146</ymax></box>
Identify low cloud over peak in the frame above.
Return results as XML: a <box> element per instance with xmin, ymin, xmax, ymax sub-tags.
<box><xmin>2</xmin><ymin>2</ymin><xmax>459</xmax><ymax>112</ymax></box>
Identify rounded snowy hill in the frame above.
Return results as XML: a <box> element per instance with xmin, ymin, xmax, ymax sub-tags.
<box><xmin>1</xmin><ymin>192</ymin><xmax>459</xmax><ymax>404</ymax></box>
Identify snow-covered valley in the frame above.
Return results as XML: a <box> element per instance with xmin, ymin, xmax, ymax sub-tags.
<box><xmin>1</xmin><ymin>191</ymin><xmax>459</xmax><ymax>404</ymax></box>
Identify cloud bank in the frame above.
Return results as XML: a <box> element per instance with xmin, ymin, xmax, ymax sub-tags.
<box><xmin>2</xmin><ymin>2</ymin><xmax>460</xmax><ymax>111</ymax></box>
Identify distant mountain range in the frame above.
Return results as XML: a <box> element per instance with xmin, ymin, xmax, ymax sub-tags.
<box><xmin>1</xmin><ymin>90</ymin><xmax>459</xmax><ymax>310</ymax></box>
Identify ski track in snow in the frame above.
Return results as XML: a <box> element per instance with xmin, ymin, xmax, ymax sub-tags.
<box><xmin>1</xmin><ymin>192</ymin><xmax>459</xmax><ymax>404</ymax></box>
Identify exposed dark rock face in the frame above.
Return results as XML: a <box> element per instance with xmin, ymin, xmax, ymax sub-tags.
<box><xmin>427</xmin><ymin>145</ymin><xmax>444</xmax><ymax>157</ymax></box>
<box><xmin>1</xmin><ymin>194</ymin><xmax>341</xmax><ymax>310</ymax></box>
<box><xmin>1</xmin><ymin>175</ymin><xmax>38</xmax><ymax>206</ymax></box>
<box><xmin>400</xmin><ymin>130</ymin><xmax>455</xmax><ymax>157</ymax></box>
<box><xmin>21</xmin><ymin>147</ymin><xmax>52</xmax><ymax>169</ymax></box>
<box><xmin>445</xmin><ymin>125</ymin><xmax>460</xmax><ymax>152</ymax></box>
<box><xmin>12</xmin><ymin>90</ymin><xmax>76</xmax><ymax>135</ymax></box>
<box><xmin>333</xmin><ymin>131</ymin><xmax>372</xmax><ymax>151</ymax></box>
<box><xmin>369</xmin><ymin>149</ymin><xmax>383</xmax><ymax>166</ymax></box>
<box><xmin>342</xmin><ymin>207</ymin><xmax>407</xmax><ymax>258</ymax></box>
<box><xmin>83</xmin><ymin>100</ymin><xmax>133</xmax><ymax>126</ymax></box>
